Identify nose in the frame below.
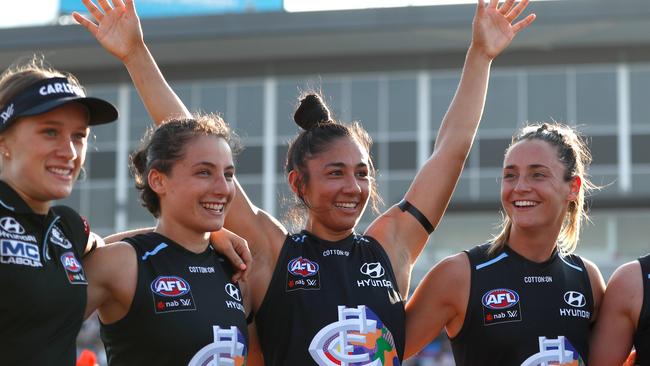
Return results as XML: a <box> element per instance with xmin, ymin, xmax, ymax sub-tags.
<box><xmin>513</xmin><ymin>175</ymin><xmax>532</xmax><ymax>193</ymax></box>
<box><xmin>342</xmin><ymin>173</ymin><xmax>362</xmax><ymax>194</ymax></box>
<box><xmin>213</xmin><ymin>173</ymin><xmax>234</xmax><ymax>197</ymax></box>
<box><xmin>56</xmin><ymin>138</ymin><xmax>78</xmax><ymax>161</ymax></box>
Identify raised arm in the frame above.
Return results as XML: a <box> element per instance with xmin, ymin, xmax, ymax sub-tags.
<box><xmin>589</xmin><ymin>261</ymin><xmax>642</xmax><ymax>366</ymax></box>
<box><xmin>368</xmin><ymin>0</ymin><xmax>535</xmax><ymax>277</ymax></box>
<box><xmin>74</xmin><ymin>0</ymin><xmax>190</xmax><ymax>123</ymax></box>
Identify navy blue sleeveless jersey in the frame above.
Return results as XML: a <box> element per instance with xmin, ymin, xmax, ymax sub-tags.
<box><xmin>100</xmin><ymin>232</ymin><xmax>248</xmax><ymax>366</ymax></box>
<box><xmin>635</xmin><ymin>253</ymin><xmax>650</xmax><ymax>365</ymax></box>
<box><xmin>255</xmin><ymin>231</ymin><xmax>405</xmax><ymax>366</ymax></box>
<box><xmin>0</xmin><ymin>180</ymin><xmax>90</xmax><ymax>365</ymax></box>
<box><xmin>451</xmin><ymin>244</ymin><xmax>593</xmax><ymax>366</ymax></box>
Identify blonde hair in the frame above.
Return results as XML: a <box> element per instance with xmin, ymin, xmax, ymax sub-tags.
<box><xmin>490</xmin><ymin>122</ymin><xmax>596</xmax><ymax>257</ymax></box>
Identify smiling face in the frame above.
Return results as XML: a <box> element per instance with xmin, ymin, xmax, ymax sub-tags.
<box><xmin>0</xmin><ymin>102</ymin><xmax>89</xmax><ymax>213</ymax></box>
<box><xmin>501</xmin><ymin>139</ymin><xmax>579</xmax><ymax>234</ymax></box>
<box><xmin>154</xmin><ymin>135</ymin><xmax>235</xmax><ymax>234</ymax></box>
<box><xmin>292</xmin><ymin>136</ymin><xmax>371</xmax><ymax>238</ymax></box>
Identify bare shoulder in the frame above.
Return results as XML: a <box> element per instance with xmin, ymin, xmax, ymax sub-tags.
<box><xmin>415</xmin><ymin>252</ymin><xmax>470</xmax><ymax>298</ymax></box>
<box><xmin>84</xmin><ymin>241</ymin><xmax>137</xmax><ymax>279</ymax></box>
<box><xmin>581</xmin><ymin>257</ymin><xmax>605</xmax><ymax>285</ymax></box>
<box><xmin>608</xmin><ymin>260</ymin><xmax>642</xmax><ymax>295</ymax></box>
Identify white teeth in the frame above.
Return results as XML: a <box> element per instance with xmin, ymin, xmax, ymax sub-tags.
<box><xmin>335</xmin><ymin>202</ymin><xmax>357</xmax><ymax>209</ymax></box>
<box><xmin>202</xmin><ymin>203</ymin><xmax>225</xmax><ymax>212</ymax></box>
<box><xmin>48</xmin><ymin>167</ymin><xmax>72</xmax><ymax>176</ymax></box>
<box><xmin>514</xmin><ymin>200</ymin><xmax>537</xmax><ymax>207</ymax></box>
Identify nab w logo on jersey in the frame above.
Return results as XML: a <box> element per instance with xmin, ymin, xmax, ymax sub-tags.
<box><xmin>521</xmin><ymin>336</ymin><xmax>585</xmax><ymax>366</ymax></box>
<box><xmin>286</xmin><ymin>257</ymin><xmax>321</xmax><ymax>291</ymax></box>
<box><xmin>189</xmin><ymin>326</ymin><xmax>247</xmax><ymax>366</ymax></box>
<box><xmin>151</xmin><ymin>276</ymin><xmax>196</xmax><ymax>314</ymax></box>
<box><xmin>60</xmin><ymin>252</ymin><xmax>87</xmax><ymax>284</ymax></box>
<box><xmin>0</xmin><ymin>217</ymin><xmax>25</xmax><ymax>234</ymax></box>
<box><xmin>482</xmin><ymin>288</ymin><xmax>522</xmax><ymax>326</ymax></box>
<box><xmin>309</xmin><ymin>305</ymin><xmax>399</xmax><ymax>366</ymax></box>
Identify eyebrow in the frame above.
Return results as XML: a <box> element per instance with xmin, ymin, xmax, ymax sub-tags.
<box><xmin>192</xmin><ymin>162</ymin><xmax>235</xmax><ymax>170</ymax></box>
<box><xmin>324</xmin><ymin>162</ymin><xmax>368</xmax><ymax>169</ymax></box>
<box><xmin>503</xmin><ymin>164</ymin><xmax>550</xmax><ymax>170</ymax></box>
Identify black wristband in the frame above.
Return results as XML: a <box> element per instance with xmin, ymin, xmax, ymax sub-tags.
<box><xmin>398</xmin><ymin>199</ymin><xmax>434</xmax><ymax>234</ymax></box>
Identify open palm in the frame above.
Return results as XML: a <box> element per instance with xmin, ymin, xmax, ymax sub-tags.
<box><xmin>73</xmin><ymin>0</ymin><xmax>143</xmax><ymax>62</ymax></box>
<box><xmin>472</xmin><ymin>0</ymin><xmax>536</xmax><ymax>60</ymax></box>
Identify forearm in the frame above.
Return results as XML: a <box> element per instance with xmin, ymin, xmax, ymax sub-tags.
<box><xmin>122</xmin><ymin>44</ymin><xmax>191</xmax><ymax>124</ymax></box>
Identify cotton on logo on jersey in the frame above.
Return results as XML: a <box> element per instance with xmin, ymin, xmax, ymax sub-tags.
<box><xmin>286</xmin><ymin>257</ymin><xmax>320</xmax><ymax>291</ymax></box>
<box><xmin>60</xmin><ymin>252</ymin><xmax>87</xmax><ymax>284</ymax></box>
<box><xmin>150</xmin><ymin>276</ymin><xmax>196</xmax><ymax>314</ymax></box>
<box><xmin>482</xmin><ymin>288</ymin><xmax>522</xmax><ymax>326</ymax></box>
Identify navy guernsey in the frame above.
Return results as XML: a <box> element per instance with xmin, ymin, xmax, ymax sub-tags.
<box><xmin>100</xmin><ymin>232</ymin><xmax>248</xmax><ymax>366</ymax></box>
<box><xmin>255</xmin><ymin>230</ymin><xmax>405</xmax><ymax>366</ymax></box>
<box><xmin>451</xmin><ymin>243</ymin><xmax>593</xmax><ymax>366</ymax></box>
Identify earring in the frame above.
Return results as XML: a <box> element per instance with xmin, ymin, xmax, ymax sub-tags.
<box><xmin>2</xmin><ymin>151</ymin><xmax>8</xmax><ymax>158</ymax></box>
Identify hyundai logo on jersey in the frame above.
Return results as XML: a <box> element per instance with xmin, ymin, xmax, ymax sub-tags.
<box><xmin>286</xmin><ymin>257</ymin><xmax>320</xmax><ymax>291</ymax></box>
<box><xmin>482</xmin><ymin>288</ymin><xmax>522</xmax><ymax>326</ymax></box>
<box><xmin>563</xmin><ymin>291</ymin><xmax>586</xmax><ymax>308</ymax></box>
<box><xmin>0</xmin><ymin>217</ymin><xmax>25</xmax><ymax>234</ymax></box>
<box><xmin>60</xmin><ymin>252</ymin><xmax>87</xmax><ymax>285</ymax></box>
<box><xmin>360</xmin><ymin>262</ymin><xmax>385</xmax><ymax>278</ymax></box>
<box><xmin>150</xmin><ymin>276</ymin><xmax>197</xmax><ymax>314</ymax></box>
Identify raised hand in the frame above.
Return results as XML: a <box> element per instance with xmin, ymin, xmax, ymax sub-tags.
<box><xmin>73</xmin><ymin>0</ymin><xmax>144</xmax><ymax>63</ymax></box>
<box><xmin>471</xmin><ymin>0</ymin><xmax>536</xmax><ymax>60</ymax></box>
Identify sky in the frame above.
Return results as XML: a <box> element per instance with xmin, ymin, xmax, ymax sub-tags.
<box><xmin>0</xmin><ymin>0</ymin><xmax>554</xmax><ymax>29</ymax></box>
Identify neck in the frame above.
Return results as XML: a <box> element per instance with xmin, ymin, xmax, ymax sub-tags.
<box><xmin>507</xmin><ymin>225</ymin><xmax>562</xmax><ymax>262</ymax></box>
<box><xmin>305</xmin><ymin>219</ymin><xmax>354</xmax><ymax>242</ymax></box>
<box><xmin>0</xmin><ymin>177</ymin><xmax>50</xmax><ymax>214</ymax></box>
<box><xmin>155</xmin><ymin>215</ymin><xmax>210</xmax><ymax>254</ymax></box>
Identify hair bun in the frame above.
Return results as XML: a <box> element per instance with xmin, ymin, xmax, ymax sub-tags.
<box><xmin>293</xmin><ymin>93</ymin><xmax>331</xmax><ymax>130</ymax></box>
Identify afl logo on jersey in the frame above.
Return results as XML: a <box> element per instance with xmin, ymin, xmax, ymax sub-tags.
<box><xmin>482</xmin><ymin>288</ymin><xmax>520</xmax><ymax>310</ymax></box>
<box><xmin>0</xmin><ymin>217</ymin><xmax>25</xmax><ymax>234</ymax></box>
<box><xmin>60</xmin><ymin>252</ymin><xmax>81</xmax><ymax>272</ymax></box>
<box><xmin>288</xmin><ymin>257</ymin><xmax>319</xmax><ymax>278</ymax></box>
<box><xmin>151</xmin><ymin>276</ymin><xmax>191</xmax><ymax>297</ymax></box>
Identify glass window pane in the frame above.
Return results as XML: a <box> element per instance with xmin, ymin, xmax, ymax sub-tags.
<box><xmin>127</xmin><ymin>187</ymin><xmax>156</xmax><ymax>226</ymax></box>
<box><xmin>632</xmin><ymin>134</ymin><xmax>650</xmax><ymax>164</ymax></box>
<box><xmin>387</xmin><ymin>178</ymin><xmax>412</xmax><ymax>206</ymax></box>
<box><xmin>86</xmin><ymin>187</ymin><xmax>115</xmax><ymax>229</ymax></box>
<box><xmin>57</xmin><ymin>188</ymin><xmax>82</xmax><ymax>212</ymax></box>
<box><xmin>199</xmin><ymin>84</ymin><xmax>228</xmax><ymax>115</ymax></box>
<box><xmin>527</xmin><ymin>71</ymin><xmax>567</xmax><ymax>123</ymax></box>
<box><xmin>588</xmin><ymin>135</ymin><xmax>617</xmax><ymax>165</ymax></box>
<box><xmin>576</xmin><ymin>70</ymin><xmax>617</xmax><ymax>126</ymax></box>
<box><xmin>388</xmin><ymin>141</ymin><xmax>416</xmax><ymax>170</ymax></box>
<box><xmin>87</xmin><ymin>87</ymin><xmax>118</xmax><ymax>142</ymax></box>
<box><xmin>430</xmin><ymin>76</ymin><xmax>460</xmax><ymax>131</ymax></box>
<box><xmin>88</xmin><ymin>151</ymin><xmax>116</xmax><ymax>179</ymax></box>
<box><xmin>277</xmin><ymin>80</ymin><xmax>301</xmax><ymax>136</ymax></box>
<box><xmin>478</xmin><ymin>138</ymin><xmax>509</xmax><ymax>168</ymax></box>
<box><xmin>276</xmin><ymin>144</ymin><xmax>289</xmax><ymax>174</ymax></box>
<box><xmin>320</xmin><ymin>79</ymin><xmax>343</xmax><ymax>121</ymax></box>
<box><xmin>479</xmin><ymin>176</ymin><xmax>500</xmax><ymax>200</ymax></box>
<box><xmin>632</xmin><ymin>173</ymin><xmax>650</xmax><ymax>194</ymax></box>
<box><xmin>448</xmin><ymin>176</ymin><xmax>472</xmax><ymax>203</ymax></box>
<box><xmin>235</xmin><ymin>84</ymin><xmax>264</xmax><ymax>138</ymax></box>
<box><xmin>617</xmin><ymin>212</ymin><xmax>650</xmax><ymax>257</ymax></box>
<box><xmin>388</xmin><ymin>78</ymin><xmax>417</xmax><ymax>132</ymax></box>
<box><xmin>482</xmin><ymin>74</ymin><xmax>519</xmax><ymax>130</ymax></box>
<box><xmin>240</xmin><ymin>182</ymin><xmax>263</xmax><ymax>209</ymax></box>
<box><xmin>235</xmin><ymin>145</ymin><xmax>263</xmax><ymax>175</ymax></box>
<box><xmin>350</xmin><ymin>79</ymin><xmax>379</xmax><ymax>132</ymax></box>
<box><xmin>129</xmin><ymin>88</ymin><xmax>153</xmax><ymax>142</ymax></box>
<box><xmin>630</xmin><ymin>69</ymin><xmax>650</xmax><ymax>127</ymax></box>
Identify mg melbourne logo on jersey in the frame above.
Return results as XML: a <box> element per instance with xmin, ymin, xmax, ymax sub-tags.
<box><xmin>309</xmin><ymin>305</ymin><xmax>399</xmax><ymax>366</ymax></box>
<box><xmin>150</xmin><ymin>276</ymin><xmax>196</xmax><ymax>314</ymax></box>
<box><xmin>189</xmin><ymin>326</ymin><xmax>247</xmax><ymax>366</ymax></box>
<box><xmin>286</xmin><ymin>257</ymin><xmax>320</xmax><ymax>291</ymax></box>
<box><xmin>521</xmin><ymin>336</ymin><xmax>585</xmax><ymax>366</ymax></box>
<box><xmin>357</xmin><ymin>262</ymin><xmax>393</xmax><ymax>289</ymax></box>
<box><xmin>0</xmin><ymin>217</ymin><xmax>25</xmax><ymax>234</ymax></box>
<box><xmin>559</xmin><ymin>290</ymin><xmax>590</xmax><ymax>319</ymax></box>
<box><xmin>482</xmin><ymin>288</ymin><xmax>522</xmax><ymax>325</ymax></box>
<box><xmin>60</xmin><ymin>252</ymin><xmax>87</xmax><ymax>284</ymax></box>
<box><xmin>224</xmin><ymin>283</ymin><xmax>245</xmax><ymax>314</ymax></box>
<box><xmin>1</xmin><ymin>239</ymin><xmax>42</xmax><ymax>267</ymax></box>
